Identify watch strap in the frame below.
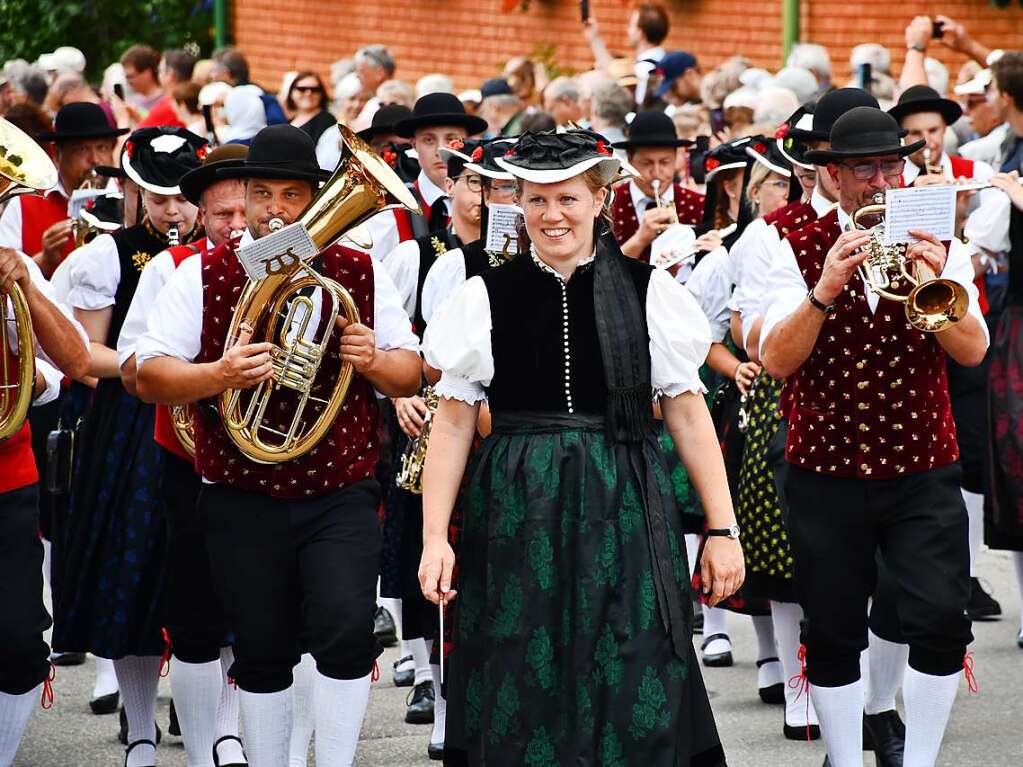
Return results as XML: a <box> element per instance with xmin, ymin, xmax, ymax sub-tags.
<box><xmin>807</xmin><ymin>288</ymin><xmax>836</xmax><ymax>314</ymax></box>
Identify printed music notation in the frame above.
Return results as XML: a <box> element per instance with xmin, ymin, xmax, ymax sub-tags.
<box><xmin>485</xmin><ymin>204</ymin><xmax>524</xmax><ymax>255</ymax></box>
<box><xmin>883</xmin><ymin>185</ymin><xmax>956</xmax><ymax>245</ymax></box>
<box><xmin>236</xmin><ymin>222</ymin><xmax>318</xmax><ymax>281</ymax></box>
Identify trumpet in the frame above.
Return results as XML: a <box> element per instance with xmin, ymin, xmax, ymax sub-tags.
<box><xmin>651</xmin><ymin>179</ymin><xmax>679</xmax><ymax>224</ymax></box>
<box><xmin>921</xmin><ymin>147</ymin><xmax>943</xmax><ymax>177</ymax></box>
<box><xmin>852</xmin><ymin>193</ymin><xmax>967</xmax><ymax>333</ymax></box>
<box><xmin>395</xmin><ymin>386</ymin><xmax>439</xmax><ymax>494</ymax></box>
<box><xmin>651</xmin><ymin>222</ymin><xmax>737</xmax><ymax>271</ymax></box>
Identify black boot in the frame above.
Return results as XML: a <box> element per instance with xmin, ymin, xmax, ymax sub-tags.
<box><xmin>168</xmin><ymin>698</ymin><xmax>181</xmax><ymax>736</ymax></box>
<box><xmin>966</xmin><ymin>577</ymin><xmax>1002</xmax><ymax>621</ymax></box>
<box><xmin>428</xmin><ymin>741</ymin><xmax>444</xmax><ymax>760</ymax></box>
<box><xmin>864</xmin><ymin>709</ymin><xmax>905</xmax><ymax>767</ymax></box>
<box><xmin>405</xmin><ymin>680</ymin><xmax>435</xmax><ymax>724</ymax></box>
<box><xmin>374</xmin><ymin>605</ymin><xmax>398</xmax><ymax>647</ymax></box>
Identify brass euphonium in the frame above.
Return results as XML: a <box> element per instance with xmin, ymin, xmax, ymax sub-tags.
<box><xmin>852</xmin><ymin>193</ymin><xmax>968</xmax><ymax>333</ymax></box>
<box><xmin>395</xmin><ymin>386</ymin><xmax>438</xmax><ymax>494</ymax></box>
<box><xmin>0</xmin><ymin>118</ymin><xmax>59</xmax><ymax>441</ymax></box>
<box><xmin>219</xmin><ymin>124</ymin><xmax>420</xmax><ymax>464</ymax></box>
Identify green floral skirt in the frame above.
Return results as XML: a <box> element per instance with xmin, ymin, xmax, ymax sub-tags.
<box><xmin>445</xmin><ymin>412</ymin><xmax>725</xmax><ymax>767</ymax></box>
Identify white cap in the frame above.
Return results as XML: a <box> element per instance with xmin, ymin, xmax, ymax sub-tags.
<box><xmin>36</xmin><ymin>52</ymin><xmax>58</xmax><ymax>72</ymax></box>
<box><xmin>769</xmin><ymin>67</ymin><xmax>818</xmax><ymax>105</ymax></box>
<box><xmin>738</xmin><ymin>67</ymin><xmax>771</xmax><ymax>90</ymax></box>
<box><xmin>52</xmin><ymin>46</ymin><xmax>86</xmax><ymax>74</ymax></box>
<box><xmin>954</xmin><ymin>69</ymin><xmax>993</xmax><ymax>96</ymax></box>
<box><xmin>458</xmin><ymin>89</ymin><xmax>482</xmax><ymax>104</ymax></box>
<box><xmin>198</xmin><ymin>80</ymin><xmax>232</xmax><ymax>107</ymax></box>
<box><xmin>723</xmin><ymin>86</ymin><xmax>759</xmax><ymax>111</ymax></box>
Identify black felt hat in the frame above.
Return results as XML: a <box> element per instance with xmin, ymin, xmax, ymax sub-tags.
<box><xmin>788</xmin><ymin>88</ymin><xmax>879</xmax><ymax>142</ymax></box>
<box><xmin>888</xmin><ymin>84</ymin><xmax>963</xmax><ymax>126</ymax></box>
<box><xmin>612</xmin><ymin>110</ymin><xmax>693</xmax><ymax>150</ymax></box>
<box><xmin>179</xmin><ymin>144</ymin><xmax>249</xmax><ymax>206</ymax></box>
<box><xmin>704</xmin><ymin>136</ymin><xmax>754</xmax><ymax>182</ymax></box>
<box><xmin>122</xmin><ymin>127</ymin><xmax>209</xmax><ymax>195</ymax></box>
<box><xmin>36</xmin><ymin>102</ymin><xmax>128</xmax><ymax>142</ymax></box>
<box><xmin>438</xmin><ymin>139</ymin><xmax>482</xmax><ymax>179</ymax></box>
<box><xmin>216</xmin><ymin>124</ymin><xmax>331</xmax><ymax>184</ymax></box>
<box><xmin>378</xmin><ymin>141</ymin><xmax>420</xmax><ymax>185</ymax></box>
<box><xmin>804</xmin><ymin>107</ymin><xmax>925</xmax><ymax>164</ymax></box>
<box><xmin>775</xmin><ymin>103</ymin><xmax>816</xmax><ymax>169</ymax></box>
<box><xmin>495</xmin><ymin>129</ymin><xmax>624</xmax><ymax>185</ymax></box>
<box><xmin>745</xmin><ymin>136</ymin><xmax>792</xmax><ymax>177</ymax></box>
<box><xmin>463</xmin><ymin>138</ymin><xmax>516</xmax><ymax>180</ymax></box>
<box><xmin>356</xmin><ymin>104</ymin><xmax>413</xmax><ymax>142</ymax></box>
<box><xmin>395</xmin><ymin>92</ymin><xmax>488</xmax><ymax>138</ymax></box>
<box><xmin>78</xmin><ymin>191</ymin><xmax>123</xmax><ymax>231</ymax></box>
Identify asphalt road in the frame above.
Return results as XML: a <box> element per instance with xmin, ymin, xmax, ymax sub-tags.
<box><xmin>15</xmin><ymin>548</ymin><xmax>1021</xmax><ymax>766</ymax></box>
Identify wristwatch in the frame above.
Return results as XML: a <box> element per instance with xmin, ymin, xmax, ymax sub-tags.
<box><xmin>706</xmin><ymin>524</ymin><xmax>741</xmax><ymax>540</ymax></box>
<box><xmin>807</xmin><ymin>288</ymin><xmax>836</xmax><ymax>314</ymax></box>
<box><xmin>908</xmin><ymin>43</ymin><xmax>927</xmax><ymax>53</ymax></box>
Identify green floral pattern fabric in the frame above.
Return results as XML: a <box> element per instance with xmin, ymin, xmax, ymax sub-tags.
<box><xmin>444</xmin><ymin>422</ymin><xmax>725</xmax><ymax>767</ymax></box>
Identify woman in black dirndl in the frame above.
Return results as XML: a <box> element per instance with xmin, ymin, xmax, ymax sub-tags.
<box><xmin>419</xmin><ymin>130</ymin><xmax>743</xmax><ymax>767</ymax></box>
<box><xmin>53</xmin><ymin>127</ymin><xmax>206</xmax><ymax>767</ymax></box>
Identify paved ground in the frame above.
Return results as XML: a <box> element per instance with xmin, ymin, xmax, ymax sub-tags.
<box><xmin>16</xmin><ymin>548</ymin><xmax>1022</xmax><ymax>766</ymax></box>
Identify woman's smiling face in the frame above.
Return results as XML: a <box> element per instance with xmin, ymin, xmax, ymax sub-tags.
<box><xmin>520</xmin><ymin>175</ymin><xmax>607</xmax><ymax>263</ymax></box>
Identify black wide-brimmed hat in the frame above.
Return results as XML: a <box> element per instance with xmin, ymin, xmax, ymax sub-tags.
<box><xmin>122</xmin><ymin>127</ymin><xmax>209</xmax><ymax>195</ymax></box>
<box><xmin>612</xmin><ymin>110</ymin><xmax>693</xmax><ymax>150</ymax></box>
<box><xmin>439</xmin><ymin>138</ymin><xmax>482</xmax><ymax>179</ymax></box>
<box><xmin>36</xmin><ymin>102</ymin><xmax>128</xmax><ymax>142</ymax></box>
<box><xmin>788</xmin><ymin>88</ymin><xmax>879</xmax><ymax>142</ymax></box>
<box><xmin>79</xmin><ymin>191</ymin><xmax>123</xmax><ymax>232</ymax></box>
<box><xmin>395</xmin><ymin>92</ymin><xmax>488</xmax><ymax>138</ymax></box>
<box><xmin>356</xmin><ymin>104</ymin><xmax>413</xmax><ymax>142</ymax></box>
<box><xmin>704</xmin><ymin>136</ymin><xmax>754</xmax><ymax>183</ymax></box>
<box><xmin>464</xmin><ymin>138</ymin><xmax>516</xmax><ymax>180</ymax></box>
<box><xmin>805</xmin><ymin>107</ymin><xmax>925</xmax><ymax>164</ymax></box>
<box><xmin>495</xmin><ymin>129</ymin><xmax>625</xmax><ymax>185</ymax></box>
<box><xmin>179</xmin><ymin>144</ymin><xmax>249</xmax><ymax>206</ymax></box>
<box><xmin>888</xmin><ymin>84</ymin><xmax>963</xmax><ymax>126</ymax></box>
<box><xmin>775</xmin><ymin>103</ymin><xmax>815</xmax><ymax>170</ymax></box>
<box><xmin>217</xmin><ymin>124</ymin><xmax>331</xmax><ymax>184</ymax></box>
<box><xmin>745</xmin><ymin>136</ymin><xmax>791</xmax><ymax>177</ymax></box>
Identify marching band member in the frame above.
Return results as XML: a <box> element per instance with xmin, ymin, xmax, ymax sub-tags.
<box><xmin>116</xmin><ymin>144</ymin><xmax>249</xmax><ymax>767</ymax></box>
<box><xmin>135</xmin><ymin>124</ymin><xmax>421</xmax><ymax>767</ymax></box>
<box><xmin>53</xmin><ymin>126</ymin><xmax>206</xmax><ymax>767</ymax></box>
<box><xmin>761</xmin><ymin>107</ymin><xmax>987</xmax><ymax>767</ymax></box>
<box><xmin>419</xmin><ymin>129</ymin><xmax>739</xmax><ymax>766</ymax></box>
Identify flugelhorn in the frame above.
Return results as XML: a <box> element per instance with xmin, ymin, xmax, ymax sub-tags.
<box><xmin>852</xmin><ymin>193</ymin><xmax>967</xmax><ymax>333</ymax></box>
<box><xmin>219</xmin><ymin>124</ymin><xmax>420</xmax><ymax>464</ymax></box>
<box><xmin>921</xmin><ymin>147</ymin><xmax>943</xmax><ymax>176</ymax></box>
<box><xmin>0</xmin><ymin>118</ymin><xmax>59</xmax><ymax>442</ymax></box>
<box><xmin>395</xmin><ymin>386</ymin><xmax>438</xmax><ymax>494</ymax></box>
<box><xmin>651</xmin><ymin>179</ymin><xmax>679</xmax><ymax>224</ymax></box>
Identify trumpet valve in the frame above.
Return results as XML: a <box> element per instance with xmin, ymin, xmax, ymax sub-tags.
<box><xmin>270</xmin><ymin>341</ymin><xmax>321</xmax><ymax>393</ymax></box>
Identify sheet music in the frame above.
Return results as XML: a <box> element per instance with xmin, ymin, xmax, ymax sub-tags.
<box><xmin>484</xmin><ymin>204</ymin><xmax>523</xmax><ymax>255</ymax></box>
<box><xmin>883</xmin><ymin>185</ymin><xmax>956</xmax><ymax>245</ymax></box>
<box><xmin>236</xmin><ymin>222</ymin><xmax>318</xmax><ymax>281</ymax></box>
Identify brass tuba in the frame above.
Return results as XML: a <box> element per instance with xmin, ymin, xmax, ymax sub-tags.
<box><xmin>395</xmin><ymin>386</ymin><xmax>438</xmax><ymax>494</ymax></box>
<box><xmin>0</xmin><ymin>118</ymin><xmax>59</xmax><ymax>442</ymax></box>
<box><xmin>219</xmin><ymin>124</ymin><xmax>420</xmax><ymax>464</ymax></box>
<box><xmin>852</xmin><ymin>193</ymin><xmax>968</xmax><ymax>333</ymax></box>
<box><xmin>170</xmin><ymin>404</ymin><xmax>195</xmax><ymax>458</ymax></box>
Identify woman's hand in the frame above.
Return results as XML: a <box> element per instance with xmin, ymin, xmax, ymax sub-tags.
<box><xmin>700</xmin><ymin>536</ymin><xmax>745</xmax><ymax>607</ymax></box>
<box><xmin>419</xmin><ymin>536</ymin><xmax>458</xmax><ymax>605</ymax></box>
<box><xmin>395</xmin><ymin>395</ymin><xmax>428</xmax><ymax>438</ymax></box>
<box><xmin>990</xmin><ymin>172</ymin><xmax>1023</xmax><ymax>212</ymax></box>
<box><xmin>733</xmin><ymin>360</ymin><xmax>761</xmax><ymax>395</ymax></box>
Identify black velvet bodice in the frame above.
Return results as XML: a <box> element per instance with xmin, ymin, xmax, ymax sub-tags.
<box><xmin>108</xmin><ymin>224</ymin><xmax>171</xmax><ymax>345</ymax></box>
<box><xmin>1009</xmin><ymin>205</ymin><xmax>1023</xmax><ymax>308</ymax></box>
<box><xmin>480</xmin><ymin>251</ymin><xmax>652</xmax><ymax>414</ymax></box>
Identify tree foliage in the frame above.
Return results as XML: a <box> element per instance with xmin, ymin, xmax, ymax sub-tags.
<box><xmin>0</xmin><ymin>0</ymin><xmax>214</xmax><ymax>81</ymax></box>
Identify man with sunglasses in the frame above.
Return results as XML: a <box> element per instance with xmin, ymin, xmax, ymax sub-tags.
<box><xmin>760</xmin><ymin>106</ymin><xmax>988</xmax><ymax>767</ymax></box>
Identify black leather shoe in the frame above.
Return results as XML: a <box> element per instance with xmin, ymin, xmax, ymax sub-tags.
<box><xmin>374</xmin><ymin>606</ymin><xmax>398</xmax><ymax>647</ymax></box>
<box><xmin>50</xmin><ymin>651</ymin><xmax>86</xmax><ymax>667</ymax></box>
<box><xmin>700</xmin><ymin>633</ymin><xmax>733</xmax><ymax>667</ymax></box>
<box><xmin>393</xmin><ymin>654</ymin><xmax>415</xmax><ymax>687</ymax></box>
<box><xmin>118</xmin><ymin>708</ymin><xmax>162</xmax><ymax>746</ymax></box>
<box><xmin>783</xmin><ymin>722</ymin><xmax>821</xmax><ymax>741</ymax></box>
<box><xmin>692</xmin><ymin>607</ymin><xmax>704</xmax><ymax>635</ymax></box>
<box><xmin>428</xmin><ymin>741</ymin><xmax>444</xmax><ymax>760</ymax></box>
<box><xmin>90</xmin><ymin>691</ymin><xmax>119</xmax><ymax>715</ymax></box>
<box><xmin>966</xmin><ymin>577</ymin><xmax>1002</xmax><ymax>621</ymax></box>
<box><xmin>405</xmin><ymin>680</ymin><xmax>435</xmax><ymax>724</ymax></box>
<box><xmin>212</xmin><ymin>734</ymin><xmax>249</xmax><ymax>766</ymax></box>
<box><xmin>1017</xmin><ymin>628</ymin><xmax>1023</xmax><ymax>649</ymax></box>
<box><xmin>864</xmin><ymin>709</ymin><xmax>905</xmax><ymax>767</ymax></box>
<box><xmin>757</xmin><ymin>657</ymin><xmax>784</xmax><ymax>704</ymax></box>
<box><xmin>168</xmin><ymin>699</ymin><xmax>181</xmax><ymax>736</ymax></box>
<box><xmin>124</xmin><ymin>739</ymin><xmax>156</xmax><ymax>767</ymax></box>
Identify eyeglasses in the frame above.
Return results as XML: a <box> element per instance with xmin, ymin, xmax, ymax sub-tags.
<box><xmin>488</xmin><ymin>181</ymin><xmax>517</xmax><ymax>194</ymax></box>
<box><xmin>762</xmin><ymin>179</ymin><xmax>790</xmax><ymax>190</ymax></box>
<box><xmin>459</xmin><ymin>175</ymin><xmax>483</xmax><ymax>193</ymax></box>
<box><xmin>841</xmin><ymin>159</ymin><xmax>905</xmax><ymax>180</ymax></box>
<box><xmin>293</xmin><ymin>85</ymin><xmax>322</xmax><ymax>94</ymax></box>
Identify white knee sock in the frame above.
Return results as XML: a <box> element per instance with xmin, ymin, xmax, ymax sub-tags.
<box><xmin>0</xmin><ymin>686</ymin><xmax>41</xmax><ymax>766</ymax></box>
<box><xmin>41</xmin><ymin>538</ymin><xmax>51</xmax><ymax>591</ymax></box>
<box><xmin>810</xmin><ymin>680</ymin><xmax>864</xmax><ymax>767</ymax></box>
<box><xmin>410</xmin><ymin>638</ymin><xmax>432</xmax><ymax>687</ymax></box>
<box><xmin>752</xmin><ymin>614</ymin><xmax>782</xmax><ymax>689</ymax></box>
<box><xmin>864</xmin><ymin>630</ymin><xmax>908</xmax><ymax>715</ymax></box>
<box><xmin>171</xmin><ymin>658</ymin><xmax>222</xmax><ymax>767</ymax></box>
<box><xmin>1014</xmin><ymin>552</ymin><xmax>1023</xmax><ymax>632</ymax></box>
<box><xmin>92</xmin><ymin>656</ymin><xmax>119</xmax><ymax>700</ymax></box>
<box><xmin>114</xmin><ymin>655</ymin><xmax>162</xmax><ymax>767</ymax></box>
<box><xmin>701</xmin><ymin>606</ymin><xmax>730</xmax><ymax>655</ymax></box>
<box><xmin>902</xmin><ymin>666</ymin><xmax>960</xmax><ymax>767</ymax></box>
<box><xmin>215</xmin><ymin>648</ymin><xmax>245</xmax><ymax>766</ymax></box>
<box><xmin>240</xmin><ymin>688</ymin><xmax>293</xmax><ymax>767</ymax></box>
<box><xmin>313</xmin><ymin>672</ymin><xmax>371</xmax><ymax>767</ymax></box>
<box><xmin>962</xmin><ymin>489</ymin><xmax>984</xmax><ymax>576</ymax></box>
<box><xmin>289</xmin><ymin>654</ymin><xmax>317</xmax><ymax>767</ymax></box>
<box><xmin>770</xmin><ymin>601</ymin><xmax>818</xmax><ymax>727</ymax></box>
<box><xmin>430</xmin><ymin>663</ymin><xmax>446</xmax><ymax>747</ymax></box>
<box><xmin>684</xmin><ymin>534</ymin><xmax>700</xmax><ymax>577</ymax></box>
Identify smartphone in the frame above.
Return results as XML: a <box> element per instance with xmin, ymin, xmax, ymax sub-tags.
<box><xmin>858</xmin><ymin>63</ymin><xmax>872</xmax><ymax>92</ymax></box>
<box><xmin>580</xmin><ymin>0</ymin><xmax>590</xmax><ymax>22</ymax></box>
<box><xmin>113</xmin><ymin>83</ymin><xmax>125</xmax><ymax>101</ymax></box>
<box><xmin>932</xmin><ymin>20</ymin><xmax>944</xmax><ymax>39</ymax></box>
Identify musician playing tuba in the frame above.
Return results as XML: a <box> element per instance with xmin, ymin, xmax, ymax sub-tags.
<box><xmin>135</xmin><ymin>125</ymin><xmax>421</xmax><ymax>766</ymax></box>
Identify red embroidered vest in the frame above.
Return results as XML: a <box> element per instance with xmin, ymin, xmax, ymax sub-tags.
<box><xmin>0</xmin><ymin>340</ymin><xmax>37</xmax><ymax>493</ymax></box>
<box><xmin>609</xmin><ymin>180</ymin><xmax>705</xmax><ymax>263</ymax></box>
<box><xmin>764</xmin><ymin>199</ymin><xmax>818</xmax><ymax>237</ymax></box>
<box><xmin>20</xmin><ymin>193</ymin><xmax>74</xmax><ymax>268</ymax></box>
<box><xmin>153</xmin><ymin>239</ymin><xmax>209</xmax><ymax>462</ymax></box>
<box><xmin>781</xmin><ymin>209</ymin><xmax>959</xmax><ymax>479</ymax></box>
<box><xmin>194</xmin><ymin>238</ymin><xmax>380</xmax><ymax>498</ymax></box>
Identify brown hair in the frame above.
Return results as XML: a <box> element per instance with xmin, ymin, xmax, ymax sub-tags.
<box><xmin>120</xmin><ymin>45</ymin><xmax>160</xmax><ymax>76</ymax></box>
<box><xmin>711</xmin><ymin>167</ymin><xmax>742</xmax><ymax>229</ymax></box>
<box><xmin>635</xmin><ymin>4</ymin><xmax>670</xmax><ymax>46</ymax></box>
<box><xmin>3</xmin><ymin>103</ymin><xmax>53</xmax><ymax>144</ymax></box>
<box><xmin>286</xmin><ymin>71</ymin><xmax>329</xmax><ymax>111</ymax></box>
<box><xmin>162</xmin><ymin>49</ymin><xmax>196</xmax><ymax>82</ymax></box>
<box><xmin>993</xmin><ymin>51</ymin><xmax>1023</xmax><ymax>111</ymax></box>
<box><xmin>173</xmin><ymin>81</ymin><xmax>201</xmax><ymax>114</ymax></box>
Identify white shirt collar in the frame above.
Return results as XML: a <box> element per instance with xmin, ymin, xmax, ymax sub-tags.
<box><xmin>810</xmin><ymin>186</ymin><xmax>834</xmax><ymax>216</ymax></box>
<box><xmin>417</xmin><ymin>170</ymin><xmax>447</xmax><ymax>208</ymax></box>
<box><xmin>837</xmin><ymin>205</ymin><xmax>853</xmax><ymax>232</ymax></box>
<box><xmin>629</xmin><ymin>179</ymin><xmax>673</xmax><ymax>215</ymax></box>
<box><xmin>637</xmin><ymin>46</ymin><xmax>665</xmax><ymax>64</ymax></box>
<box><xmin>901</xmin><ymin>152</ymin><xmax>952</xmax><ymax>186</ymax></box>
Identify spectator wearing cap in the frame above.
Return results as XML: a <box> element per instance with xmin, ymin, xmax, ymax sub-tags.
<box><xmin>785</xmin><ymin>42</ymin><xmax>831</xmax><ymax>94</ymax></box>
<box><xmin>416</xmin><ymin>74</ymin><xmax>455</xmax><ymax>99</ymax></box>
<box><xmin>542</xmin><ymin>76</ymin><xmax>583</xmax><ymax>127</ymax></box>
<box><xmin>656</xmin><ymin>51</ymin><xmax>701</xmax><ymax>107</ymax></box>
<box><xmin>0</xmin><ymin>102</ymin><xmax>126</xmax><ymax>276</ymax></box>
<box><xmin>120</xmin><ymin>45</ymin><xmax>164</xmax><ymax>114</ymax></box>
<box><xmin>479</xmin><ymin>78</ymin><xmax>525</xmax><ymax>137</ymax></box>
<box><xmin>957</xmin><ymin>66</ymin><xmax>1009</xmax><ymax>168</ymax></box>
<box><xmin>137</xmin><ymin>49</ymin><xmax>196</xmax><ymax>129</ymax></box>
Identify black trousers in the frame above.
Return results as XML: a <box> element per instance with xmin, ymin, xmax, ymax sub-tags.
<box><xmin>0</xmin><ymin>484</ymin><xmax>52</xmax><ymax>694</ymax></box>
<box><xmin>785</xmin><ymin>464</ymin><xmax>972</xmax><ymax>686</ymax></box>
<box><xmin>200</xmin><ymin>479</ymin><xmax>383</xmax><ymax>693</ymax></box>
<box><xmin>162</xmin><ymin>449</ymin><xmax>230</xmax><ymax>663</ymax></box>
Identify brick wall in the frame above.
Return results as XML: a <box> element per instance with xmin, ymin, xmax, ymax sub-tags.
<box><xmin>234</xmin><ymin>0</ymin><xmax>1023</xmax><ymax>95</ymax></box>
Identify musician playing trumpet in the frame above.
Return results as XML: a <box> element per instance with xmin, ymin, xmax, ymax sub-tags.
<box><xmin>760</xmin><ymin>106</ymin><xmax>987</xmax><ymax>767</ymax></box>
<box><xmin>135</xmin><ymin>125</ymin><xmax>420</xmax><ymax>767</ymax></box>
